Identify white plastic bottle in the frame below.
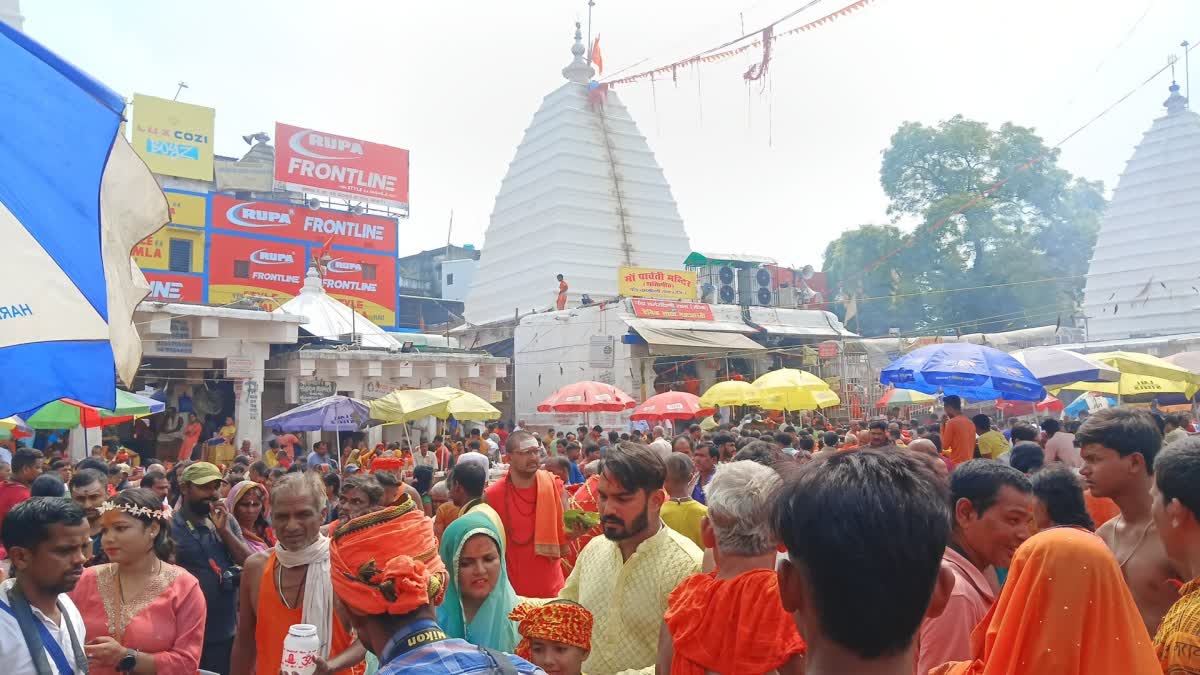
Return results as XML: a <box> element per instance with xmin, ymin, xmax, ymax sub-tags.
<box><xmin>280</xmin><ymin>623</ymin><xmax>320</xmax><ymax>675</ymax></box>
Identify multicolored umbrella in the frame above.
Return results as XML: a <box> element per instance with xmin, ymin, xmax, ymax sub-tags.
<box><xmin>537</xmin><ymin>381</ymin><xmax>636</xmax><ymax>413</ymax></box>
<box><xmin>631</xmin><ymin>391</ymin><xmax>715</xmax><ymax>421</ymax></box>
<box><xmin>1064</xmin><ymin>393</ymin><xmax>1117</xmax><ymax>416</ymax></box>
<box><xmin>24</xmin><ymin>390</ymin><xmax>165</xmax><ymax>429</ymax></box>
<box><xmin>875</xmin><ymin>388</ymin><xmax>938</xmax><ymax>407</ymax></box>
<box><xmin>0</xmin><ymin>24</ymin><xmax>168</xmax><ymax>418</ymax></box>
<box><xmin>881</xmin><ymin>343</ymin><xmax>1046</xmax><ymax>402</ymax></box>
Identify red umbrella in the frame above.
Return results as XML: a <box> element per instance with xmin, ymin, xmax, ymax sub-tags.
<box><xmin>537</xmin><ymin>381</ymin><xmax>637</xmax><ymax>413</ymax></box>
<box><xmin>630</xmin><ymin>391</ymin><xmax>714</xmax><ymax>421</ymax></box>
<box><xmin>996</xmin><ymin>394</ymin><xmax>1063</xmax><ymax>416</ymax></box>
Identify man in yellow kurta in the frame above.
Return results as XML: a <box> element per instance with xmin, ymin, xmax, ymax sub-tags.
<box><xmin>1152</xmin><ymin>438</ymin><xmax>1200</xmax><ymax>672</ymax></box>
<box><xmin>558</xmin><ymin>442</ymin><xmax>702</xmax><ymax>674</ymax></box>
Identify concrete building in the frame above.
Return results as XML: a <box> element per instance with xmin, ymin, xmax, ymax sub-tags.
<box><xmin>266</xmin><ymin>268</ymin><xmax>506</xmax><ymax>447</ymax></box>
<box><xmin>464</xmin><ymin>23</ymin><xmax>692</xmax><ymax>325</ymax></box>
<box><xmin>1082</xmin><ymin>82</ymin><xmax>1200</xmax><ymax>340</ymax></box>
<box><xmin>397</xmin><ymin>244</ymin><xmax>480</xmax><ymax>328</ymax></box>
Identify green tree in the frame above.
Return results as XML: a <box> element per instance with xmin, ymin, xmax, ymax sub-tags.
<box><xmin>824</xmin><ymin>115</ymin><xmax>1106</xmax><ymax>336</ymax></box>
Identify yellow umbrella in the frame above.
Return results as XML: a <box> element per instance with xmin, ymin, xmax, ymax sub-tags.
<box><xmin>426</xmin><ymin>387</ymin><xmax>502</xmax><ymax>422</ymax></box>
<box><xmin>1090</xmin><ymin>351</ymin><xmax>1200</xmax><ymax>386</ymax></box>
<box><xmin>759</xmin><ymin>387</ymin><xmax>841</xmax><ymax>411</ymax></box>
<box><xmin>1053</xmin><ymin>372</ymin><xmax>1199</xmax><ymax>399</ymax></box>
<box><xmin>368</xmin><ymin>389</ymin><xmax>455</xmax><ymax>423</ymax></box>
<box><xmin>699</xmin><ymin>380</ymin><xmax>761</xmax><ymax>407</ymax></box>
<box><xmin>751</xmin><ymin>368</ymin><xmax>828</xmax><ymax>392</ymax></box>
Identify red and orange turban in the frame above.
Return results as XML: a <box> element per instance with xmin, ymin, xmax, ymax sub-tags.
<box><xmin>508</xmin><ymin>601</ymin><xmax>593</xmax><ymax>660</ymax></box>
<box><xmin>329</xmin><ymin>494</ymin><xmax>447</xmax><ymax>616</ymax></box>
<box><xmin>370</xmin><ymin>456</ymin><xmax>405</xmax><ymax>474</ymax></box>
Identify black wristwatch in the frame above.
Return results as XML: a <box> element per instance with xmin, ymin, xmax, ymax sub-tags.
<box><xmin>117</xmin><ymin>649</ymin><xmax>137</xmax><ymax>672</ymax></box>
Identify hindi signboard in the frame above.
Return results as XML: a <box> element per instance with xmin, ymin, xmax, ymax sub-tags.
<box><xmin>618</xmin><ymin>267</ymin><xmax>698</xmax><ymax>301</ymax></box>
<box><xmin>273</xmin><ymin>122</ymin><xmax>410</xmax><ymax>210</ymax></box>
<box><xmin>299</xmin><ymin>379</ymin><xmax>336</xmax><ymax>405</ymax></box>
<box><xmin>630</xmin><ymin>299</ymin><xmax>714</xmax><ymax>321</ymax></box>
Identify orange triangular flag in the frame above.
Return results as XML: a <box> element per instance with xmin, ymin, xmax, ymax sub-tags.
<box><xmin>591</xmin><ymin>35</ymin><xmax>603</xmax><ymax>74</ymax></box>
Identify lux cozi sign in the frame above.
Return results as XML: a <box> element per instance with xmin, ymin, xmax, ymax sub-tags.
<box><xmin>273</xmin><ymin>122</ymin><xmax>410</xmax><ymax>211</ymax></box>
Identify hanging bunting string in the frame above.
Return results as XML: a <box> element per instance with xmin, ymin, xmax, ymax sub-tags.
<box><xmin>604</xmin><ymin>0</ymin><xmax>879</xmax><ymax>86</ymax></box>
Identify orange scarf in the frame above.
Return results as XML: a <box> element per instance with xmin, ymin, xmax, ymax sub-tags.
<box><xmin>533</xmin><ymin>470</ymin><xmax>568</xmax><ymax>558</ymax></box>
<box><xmin>930</xmin><ymin>527</ymin><xmax>1159</xmax><ymax>675</ymax></box>
<box><xmin>664</xmin><ymin>569</ymin><xmax>806</xmax><ymax>675</ymax></box>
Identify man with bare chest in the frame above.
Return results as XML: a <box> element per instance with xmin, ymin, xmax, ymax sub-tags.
<box><xmin>231</xmin><ymin>473</ymin><xmax>366</xmax><ymax>674</ymax></box>
<box><xmin>1079</xmin><ymin>408</ymin><xmax>1183</xmax><ymax>635</ymax></box>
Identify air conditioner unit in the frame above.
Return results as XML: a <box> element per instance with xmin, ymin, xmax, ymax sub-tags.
<box><xmin>755</xmin><ymin>267</ymin><xmax>774</xmax><ymax>306</ymax></box>
<box><xmin>714</xmin><ymin>265</ymin><xmax>736</xmax><ymax>304</ymax></box>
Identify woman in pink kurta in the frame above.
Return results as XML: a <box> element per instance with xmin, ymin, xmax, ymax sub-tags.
<box><xmin>69</xmin><ymin>488</ymin><xmax>207</xmax><ymax>674</ymax></box>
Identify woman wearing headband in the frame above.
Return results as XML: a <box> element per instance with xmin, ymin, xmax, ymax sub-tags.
<box><xmin>69</xmin><ymin>488</ymin><xmax>207</xmax><ymax>673</ymax></box>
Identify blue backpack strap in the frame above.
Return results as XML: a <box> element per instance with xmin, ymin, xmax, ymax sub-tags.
<box><xmin>0</xmin><ymin>595</ymin><xmax>78</xmax><ymax>675</ymax></box>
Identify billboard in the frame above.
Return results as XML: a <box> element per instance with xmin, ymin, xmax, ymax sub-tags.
<box><xmin>133</xmin><ymin>191</ymin><xmax>207</xmax><ymax>271</ymax></box>
<box><xmin>273</xmin><ymin>122</ymin><xmax>410</xmax><ymax>210</ymax></box>
<box><xmin>207</xmin><ymin>233</ymin><xmax>307</xmax><ymax>308</ymax></box>
<box><xmin>321</xmin><ymin>253</ymin><xmax>397</xmax><ymax>327</ymax></box>
<box><xmin>131</xmin><ymin>94</ymin><xmax>215</xmax><ymax>181</ymax></box>
<box><xmin>143</xmin><ymin>272</ymin><xmax>204</xmax><ymax>303</ymax></box>
<box><xmin>210</xmin><ymin>194</ymin><xmax>397</xmax><ymax>254</ymax></box>
<box><xmin>618</xmin><ymin>267</ymin><xmax>698</xmax><ymax>301</ymax></box>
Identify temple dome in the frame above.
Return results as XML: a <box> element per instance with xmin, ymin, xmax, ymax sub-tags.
<box><xmin>464</xmin><ymin>23</ymin><xmax>692</xmax><ymax>325</ymax></box>
<box><xmin>1082</xmin><ymin>82</ymin><xmax>1200</xmax><ymax>340</ymax></box>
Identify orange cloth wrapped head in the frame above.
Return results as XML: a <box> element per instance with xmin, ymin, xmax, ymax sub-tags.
<box><xmin>508</xmin><ymin>600</ymin><xmax>593</xmax><ymax>660</ymax></box>
<box><xmin>329</xmin><ymin>494</ymin><xmax>448</xmax><ymax>616</ymax></box>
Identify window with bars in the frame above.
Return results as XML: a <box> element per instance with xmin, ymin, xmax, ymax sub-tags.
<box><xmin>168</xmin><ymin>238</ymin><xmax>192</xmax><ymax>273</ymax></box>
<box><xmin>361</xmin><ymin>263</ymin><xmax>376</xmax><ymax>281</ymax></box>
<box><xmin>234</xmin><ymin>260</ymin><xmax>250</xmax><ymax>278</ymax></box>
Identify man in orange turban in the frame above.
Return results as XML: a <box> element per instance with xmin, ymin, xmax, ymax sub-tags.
<box><xmin>509</xmin><ymin>600</ymin><xmax>592</xmax><ymax>675</ymax></box>
<box><xmin>328</xmin><ymin>495</ymin><xmax>542</xmax><ymax>674</ymax></box>
<box><xmin>659</xmin><ymin>460</ymin><xmax>805</xmax><ymax>675</ymax></box>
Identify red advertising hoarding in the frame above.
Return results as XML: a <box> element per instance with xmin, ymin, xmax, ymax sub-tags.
<box><xmin>207</xmin><ymin>233</ymin><xmax>307</xmax><ymax>308</ymax></box>
<box><xmin>143</xmin><ymin>272</ymin><xmax>204</xmax><ymax>303</ymax></box>
<box><xmin>273</xmin><ymin>122</ymin><xmax>410</xmax><ymax>210</ymax></box>
<box><xmin>631</xmin><ymin>299</ymin><xmax>715</xmax><ymax>321</ymax></box>
<box><xmin>211</xmin><ymin>194</ymin><xmax>397</xmax><ymax>254</ymax></box>
<box><xmin>321</xmin><ymin>253</ymin><xmax>397</xmax><ymax>327</ymax></box>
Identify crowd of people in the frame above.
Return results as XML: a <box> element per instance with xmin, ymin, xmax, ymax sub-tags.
<box><xmin>0</xmin><ymin>401</ymin><xmax>1199</xmax><ymax>673</ymax></box>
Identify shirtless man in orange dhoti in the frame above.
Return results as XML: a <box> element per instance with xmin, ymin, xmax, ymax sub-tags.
<box><xmin>1079</xmin><ymin>407</ymin><xmax>1184</xmax><ymax>636</ymax></box>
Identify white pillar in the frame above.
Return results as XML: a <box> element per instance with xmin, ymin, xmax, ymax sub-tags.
<box><xmin>233</xmin><ymin>343</ymin><xmax>269</xmax><ymax>452</ymax></box>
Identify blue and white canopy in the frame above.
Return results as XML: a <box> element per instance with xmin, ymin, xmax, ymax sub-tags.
<box><xmin>0</xmin><ymin>23</ymin><xmax>168</xmax><ymax>417</ymax></box>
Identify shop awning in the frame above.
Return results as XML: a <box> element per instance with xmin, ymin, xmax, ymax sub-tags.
<box><xmin>746</xmin><ymin>307</ymin><xmax>856</xmax><ymax>338</ymax></box>
<box><xmin>629</xmin><ymin>323</ymin><xmax>766</xmax><ymax>356</ymax></box>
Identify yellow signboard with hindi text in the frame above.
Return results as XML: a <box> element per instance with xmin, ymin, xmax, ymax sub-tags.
<box><xmin>618</xmin><ymin>267</ymin><xmax>698</xmax><ymax>301</ymax></box>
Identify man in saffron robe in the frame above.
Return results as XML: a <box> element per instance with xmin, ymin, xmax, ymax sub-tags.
<box><xmin>658</xmin><ymin>461</ymin><xmax>806</xmax><ymax>674</ymax></box>
<box><xmin>485</xmin><ymin>431</ymin><xmax>568</xmax><ymax>597</ymax></box>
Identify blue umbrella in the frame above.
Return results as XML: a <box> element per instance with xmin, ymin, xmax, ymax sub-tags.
<box><xmin>881</xmin><ymin>343</ymin><xmax>1047</xmax><ymax>402</ymax></box>
<box><xmin>265</xmin><ymin>395</ymin><xmax>372</xmax><ymax>432</ymax></box>
<box><xmin>0</xmin><ymin>24</ymin><xmax>168</xmax><ymax>418</ymax></box>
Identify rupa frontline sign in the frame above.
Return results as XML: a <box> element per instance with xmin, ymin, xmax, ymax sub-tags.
<box><xmin>273</xmin><ymin>122</ymin><xmax>410</xmax><ymax>211</ymax></box>
<box><xmin>210</xmin><ymin>194</ymin><xmax>397</xmax><ymax>254</ymax></box>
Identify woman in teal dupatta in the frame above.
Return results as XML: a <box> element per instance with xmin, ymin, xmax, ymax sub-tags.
<box><xmin>437</xmin><ymin>510</ymin><xmax>521</xmax><ymax>651</ymax></box>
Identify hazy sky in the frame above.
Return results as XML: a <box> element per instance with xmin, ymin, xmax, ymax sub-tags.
<box><xmin>22</xmin><ymin>0</ymin><xmax>1200</xmax><ymax>267</ymax></box>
